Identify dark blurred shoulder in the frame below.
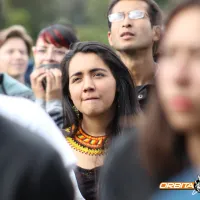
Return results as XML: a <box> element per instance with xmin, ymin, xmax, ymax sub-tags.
<box><xmin>100</xmin><ymin>127</ymin><xmax>155</xmax><ymax>200</ymax></box>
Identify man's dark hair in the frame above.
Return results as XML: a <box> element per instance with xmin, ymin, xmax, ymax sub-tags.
<box><xmin>107</xmin><ymin>0</ymin><xmax>163</xmax><ymax>29</ymax></box>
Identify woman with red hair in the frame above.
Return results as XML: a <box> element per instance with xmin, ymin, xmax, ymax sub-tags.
<box><xmin>31</xmin><ymin>24</ymin><xmax>78</xmax><ymax>128</ymax></box>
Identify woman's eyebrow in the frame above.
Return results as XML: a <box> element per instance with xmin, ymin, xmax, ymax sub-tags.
<box><xmin>70</xmin><ymin>72</ymin><xmax>82</xmax><ymax>79</ymax></box>
<box><xmin>89</xmin><ymin>68</ymin><xmax>107</xmax><ymax>73</ymax></box>
<box><xmin>70</xmin><ymin>68</ymin><xmax>107</xmax><ymax>79</ymax></box>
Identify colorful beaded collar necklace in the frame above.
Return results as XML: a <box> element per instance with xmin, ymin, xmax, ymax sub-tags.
<box><xmin>65</xmin><ymin>127</ymin><xmax>107</xmax><ymax>156</ymax></box>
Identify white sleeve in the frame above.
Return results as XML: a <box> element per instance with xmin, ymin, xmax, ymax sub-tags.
<box><xmin>35</xmin><ymin>98</ymin><xmax>45</xmax><ymax>109</ymax></box>
<box><xmin>46</xmin><ymin>99</ymin><xmax>64</xmax><ymax>128</ymax></box>
<box><xmin>0</xmin><ymin>95</ymin><xmax>85</xmax><ymax>200</ymax></box>
<box><xmin>0</xmin><ymin>95</ymin><xmax>76</xmax><ymax>169</ymax></box>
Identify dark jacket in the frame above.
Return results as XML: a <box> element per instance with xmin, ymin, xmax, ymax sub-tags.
<box><xmin>0</xmin><ymin>114</ymin><xmax>74</xmax><ymax>200</ymax></box>
<box><xmin>99</xmin><ymin>129</ymin><xmax>156</xmax><ymax>200</ymax></box>
<box><xmin>136</xmin><ymin>84</ymin><xmax>154</xmax><ymax>110</ymax></box>
<box><xmin>0</xmin><ymin>73</ymin><xmax>34</xmax><ymax>100</ymax></box>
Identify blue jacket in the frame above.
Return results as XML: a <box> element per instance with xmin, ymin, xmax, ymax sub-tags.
<box><xmin>0</xmin><ymin>73</ymin><xmax>34</xmax><ymax>100</ymax></box>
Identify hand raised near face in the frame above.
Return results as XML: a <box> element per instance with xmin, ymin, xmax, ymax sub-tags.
<box><xmin>46</xmin><ymin>68</ymin><xmax>62</xmax><ymax>101</ymax></box>
<box><xmin>30</xmin><ymin>68</ymin><xmax>47</xmax><ymax>100</ymax></box>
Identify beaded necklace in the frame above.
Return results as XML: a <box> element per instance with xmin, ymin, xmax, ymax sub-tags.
<box><xmin>65</xmin><ymin>127</ymin><xmax>107</xmax><ymax>156</ymax></box>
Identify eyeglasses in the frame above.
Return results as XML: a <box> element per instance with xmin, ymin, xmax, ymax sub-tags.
<box><xmin>34</xmin><ymin>46</ymin><xmax>69</xmax><ymax>57</ymax></box>
<box><xmin>108</xmin><ymin>10</ymin><xmax>146</xmax><ymax>23</ymax></box>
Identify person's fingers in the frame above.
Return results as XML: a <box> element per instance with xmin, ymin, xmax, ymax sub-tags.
<box><xmin>37</xmin><ymin>73</ymin><xmax>47</xmax><ymax>84</ymax></box>
<box><xmin>30</xmin><ymin>68</ymin><xmax>47</xmax><ymax>99</ymax></box>
<box><xmin>51</xmin><ymin>69</ymin><xmax>62</xmax><ymax>87</ymax></box>
<box><xmin>31</xmin><ymin>68</ymin><xmax>46</xmax><ymax>78</ymax></box>
<box><xmin>30</xmin><ymin>68</ymin><xmax>46</xmax><ymax>85</ymax></box>
<box><xmin>35</xmin><ymin>74</ymin><xmax>47</xmax><ymax>91</ymax></box>
<box><xmin>46</xmin><ymin>69</ymin><xmax>63</xmax><ymax>101</ymax></box>
<box><xmin>46</xmin><ymin>70</ymin><xmax>55</xmax><ymax>92</ymax></box>
<box><xmin>49</xmin><ymin>69</ymin><xmax>56</xmax><ymax>82</ymax></box>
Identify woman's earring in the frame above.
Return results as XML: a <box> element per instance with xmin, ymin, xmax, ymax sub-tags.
<box><xmin>73</xmin><ymin>105</ymin><xmax>80</xmax><ymax>117</ymax></box>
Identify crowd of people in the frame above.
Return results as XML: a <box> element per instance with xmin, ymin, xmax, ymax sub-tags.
<box><xmin>1</xmin><ymin>0</ymin><xmax>200</xmax><ymax>199</ymax></box>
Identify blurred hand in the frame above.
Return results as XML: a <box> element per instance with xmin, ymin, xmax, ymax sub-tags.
<box><xmin>46</xmin><ymin>68</ymin><xmax>62</xmax><ymax>101</ymax></box>
<box><xmin>30</xmin><ymin>68</ymin><xmax>47</xmax><ymax>100</ymax></box>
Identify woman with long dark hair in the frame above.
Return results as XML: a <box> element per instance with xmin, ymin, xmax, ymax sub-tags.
<box><xmin>61</xmin><ymin>41</ymin><xmax>138</xmax><ymax>200</ymax></box>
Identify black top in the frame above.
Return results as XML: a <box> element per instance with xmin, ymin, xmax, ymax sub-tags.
<box><xmin>136</xmin><ymin>84</ymin><xmax>154</xmax><ymax>110</ymax></box>
<box><xmin>0</xmin><ymin>115</ymin><xmax>74</xmax><ymax>200</ymax></box>
<box><xmin>75</xmin><ymin>166</ymin><xmax>101</xmax><ymax>200</ymax></box>
<box><xmin>62</xmin><ymin>128</ymin><xmax>103</xmax><ymax>200</ymax></box>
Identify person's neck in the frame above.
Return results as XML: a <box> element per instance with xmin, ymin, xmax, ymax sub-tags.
<box><xmin>81</xmin><ymin>111</ymin><xmax>114</xmax><ymax>137</ymax></box>
<box><xmin>14</xmin><ymin>75</ymin><xmax>25</xmax><ymax>85</ymax></box>
<box><xmin>117</xmin><ymin>48</ymin><xmax>156</xmax><ymax>86</ymax></box>
<box><xmin>186</xmin><ymin>131</ymin><xmax>200</xmax><ymax>169</ymax></box>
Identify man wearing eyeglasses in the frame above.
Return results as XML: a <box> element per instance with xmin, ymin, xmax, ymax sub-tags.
<box><xmin>107</xmin><ymin>0</ymin><xmax>163</xmax><ymax>109</ymax></box>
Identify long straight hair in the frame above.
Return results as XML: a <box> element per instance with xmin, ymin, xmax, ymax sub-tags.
<box><xmin>139</xmin><ymin>0</ymin><xmax>200</xmax><ymax>183</ymax></box>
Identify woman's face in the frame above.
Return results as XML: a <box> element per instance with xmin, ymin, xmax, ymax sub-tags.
<box><xmin>33</xmin><ymin>37</ymin><xmax>69</xmax><ymax>68</ymax></box>
<box><xmin>68</xmin><ymin>52</ymin><xmax>116</xmax><ymax>118</ymax></box>
<box><xmin>157</xmin><ymin>8</ymin><xmax>200</xmax><ymax>132</ymax></box>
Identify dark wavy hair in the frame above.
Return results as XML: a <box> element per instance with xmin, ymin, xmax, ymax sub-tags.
<box><xmin>139</xmin><ymin>0</ymin><xmax>200</xmax><ymax>183</ymax></box>
<box><xmin>61</xmin><ymin>41</ymin><xmax>139</xmax><ymax>141</ymax></box>
<box><xmin>37</xmin><ymin>24</ymin><xmax>78</xmax><ymax>48</ymax></box>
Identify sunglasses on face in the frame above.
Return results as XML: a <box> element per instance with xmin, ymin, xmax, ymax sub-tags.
<box><xmin>108</xmin><ymin>10</ymin><xmax>146</xmax><ymax>23</ymax></box>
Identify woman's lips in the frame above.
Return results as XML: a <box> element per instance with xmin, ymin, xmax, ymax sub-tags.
<box><xmin>83</xmin><ymin>97</ymin><xmax>99</xmax><ymax>101</ymax></box>
<box><xmin>169</xmin><ymin>96</ymin><xmax>193</xmax><ymax>112</ymax></box>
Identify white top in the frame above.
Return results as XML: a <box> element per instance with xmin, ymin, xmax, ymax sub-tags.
<box><xmin>0</xmin><ymin>94</ymin><xmax>85</xmax><ymax>200</ymax></box>
<box><xmin>0</xmin><ymin>94</ymin><xmax>76</xmax><ymax>168</ymax></box>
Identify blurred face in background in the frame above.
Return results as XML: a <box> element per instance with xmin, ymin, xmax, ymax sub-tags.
<box><xmin>0</xmin><ymin>37</ymin><xmax>29</xmax><ymax>78</ymax></box>
<box><xmin>33</xmin><ymin>37</ymin><xmax>69</xmax><ymax>68</ymax></box>
<box><xmin>157</xmin><ymin>7</ymin><xmax>200</xmax><ymax>133</ymax></box>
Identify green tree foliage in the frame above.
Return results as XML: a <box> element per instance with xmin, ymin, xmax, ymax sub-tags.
<box><xmin>2</xmin><ymin>0</ymin><xmax>171</xmax><ymax>44</ymax></box>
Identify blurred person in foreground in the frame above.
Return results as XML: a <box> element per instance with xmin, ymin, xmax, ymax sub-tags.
<box><xmin>100</xmin><ymin>0</ymin><xmax>200</xmax><ymax>199</ymax></box>
<box><xmin>61</xmin><ymin>41</ymin><xmax>138</xmax><ymax>200</ymax></box>
<box><xmin>0</xmin><ymin>94</ymin><xmax>85</xmax><ymax>200</ymax></box>
<box><xmin>107</xmin><ymin>0</ymin><xmax>162</xmax><ymax>109</ymax></box>
<box><xmin>0</xmin><ymin>25</ymin><xmax>34</xmax><ymax>100</ymax></box>
<box><xmin>0</xmin><ymin>114</ymin><xmax>74</xmax><ymax>200</ymax></box>
<box><xmin>31</xmin><ymin>24</ymin><xmax>78</xmax><ymax>128</ymax></box>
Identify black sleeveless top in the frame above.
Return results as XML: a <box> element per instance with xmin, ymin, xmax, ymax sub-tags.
<box><xmin>74</xmin><ymin>166</ymin><xmax>101</xmax><ymax>200</ymax></box>
<box><xmin>62</xmin><ymin>128</ymin><xmax>102</xmax><ymax>200</ymax></box>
